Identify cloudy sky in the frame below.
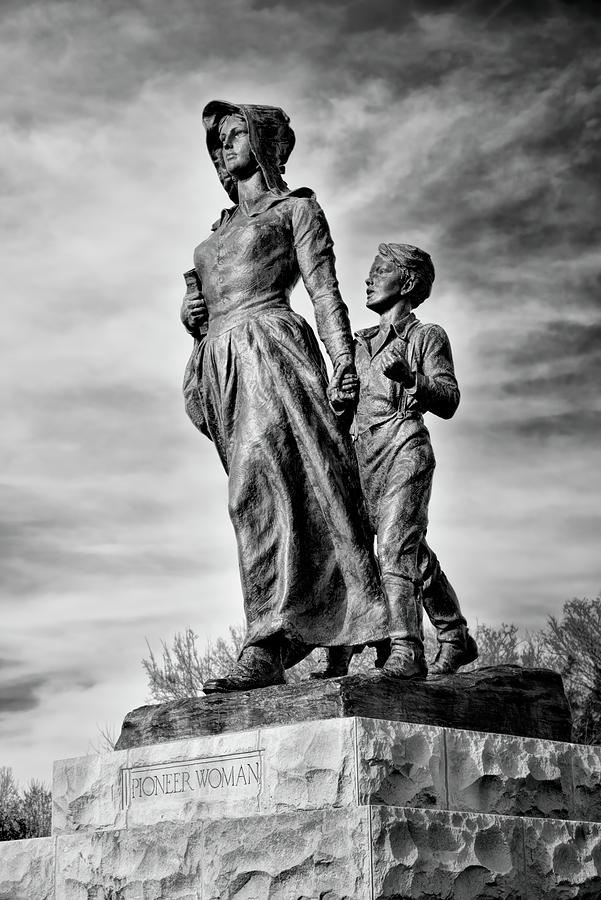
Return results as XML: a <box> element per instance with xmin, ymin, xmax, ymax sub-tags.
<box><xmin>1</xmin><ymin>0</ymin><xmax>600</xmax><ymax>784</ymax></box>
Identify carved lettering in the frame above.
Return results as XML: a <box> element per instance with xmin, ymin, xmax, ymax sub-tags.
<box><xmin>210</xmin><ymin>768</ymin><xmax>223</xmax><ymax>789</ymax></box>
<box><xmin>142</xmin><ymin>776</ymin><xmax>155</xmax><ymax>797</ymax></box>
<box><xmin>121</xmin><ymin>751</ymin><xmax>262</xmax><ymax>808</ymax></box>
<box><xmin>196</xmin><ymin>768</ymin><xmax>209</xmax><ymax>789</ymax></box>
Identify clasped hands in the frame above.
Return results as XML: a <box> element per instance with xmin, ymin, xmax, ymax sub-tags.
<box><xmin>328</xmin><ymin>343</ymin><xmax>415</xmax><ymax>414</ymax></box>
<box><xmin>327</xmin><ymin>354</ymin><xmax>358</xmax><ymax>414</ymax></box>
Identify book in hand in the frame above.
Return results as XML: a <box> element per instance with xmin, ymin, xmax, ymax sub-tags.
<box><xmin>183</xmin><ymin>268</ymin><xmax>202</xmax><ymax>302</ymax></box>
<box><xmin>181</xmin><ymin>269</ymin><xmax>208</xmax><ymax>337</ymax></box>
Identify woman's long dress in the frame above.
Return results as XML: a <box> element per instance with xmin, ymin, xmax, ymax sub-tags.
<box><xmin>183</xmin><ymin>189</ymin><xmax>387</xmax><ymax>650</ymax></box>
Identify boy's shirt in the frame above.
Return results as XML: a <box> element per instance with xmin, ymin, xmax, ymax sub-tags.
<box><xmin>354</xmin><ymin>312</ymin><xmax>460</xmax><ymax>437</ymax></box>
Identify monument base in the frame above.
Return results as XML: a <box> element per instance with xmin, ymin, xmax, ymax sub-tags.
<box><xmin>2</xmin><ymin>710</ymin><xmax>601</xmax><ymax>898</ymax></box>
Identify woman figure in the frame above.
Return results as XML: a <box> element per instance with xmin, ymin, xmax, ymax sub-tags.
<box><xmin>181</xmin><ymin>100</ymin><xmax>386</xmax><ymax>692</ymax></box>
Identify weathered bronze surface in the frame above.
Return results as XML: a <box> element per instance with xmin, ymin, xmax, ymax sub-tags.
<box><xmin>116</xmin><ymin>666</ymin><xmax>572</xmax><ymax>750</ymax></box>
<box><xmin>181</xmin><ymin>101</ymin><xmax>387</xmax><ymax>688</ymax></box>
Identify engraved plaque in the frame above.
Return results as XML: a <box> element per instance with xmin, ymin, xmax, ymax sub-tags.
<box><xmin>120</xmin><ymin>750</ymin><xmax>263</xmax><ymax>808</ymax></box>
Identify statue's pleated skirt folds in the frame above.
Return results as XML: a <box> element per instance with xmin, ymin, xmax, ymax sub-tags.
<box><xmin>199</xmin><ymin>308</ymin><xmax>387</xmax><ymax>650</ymax></box>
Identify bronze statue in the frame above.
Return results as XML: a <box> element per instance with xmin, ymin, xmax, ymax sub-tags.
<box><xmin>180</xmin><ymin>101</ymin><xmax>387</xmax><ymax>692</ymax></box>
<box><xmin>323</xmin><ymin>244</ymin><xmax>478</xmax><ymax>679</ymax></box>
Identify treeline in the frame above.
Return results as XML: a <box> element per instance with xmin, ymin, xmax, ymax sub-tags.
<box><xmin>0</xmin><ymin>767</ymin><xmax>51</xmax><ymax>842</ymax></box>
<box><xmin>144</xmin><ymin>594</ymin><xmax>601</xmax><ymax>745</ymax></box>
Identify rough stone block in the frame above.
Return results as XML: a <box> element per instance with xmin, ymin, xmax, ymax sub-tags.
<box><xmin>53</xmin><ymin>720</ymin><xmax>360</xmax><ymax>836</ymax></box>
<box><xmin>53</xmin><ymin>746</ymin><xmax>128</xmax><ymax>835</ymax></box>
<box><xmin>571</xmin><ymin>743</ymin><xmax>601</xmax><ymax>823</ymax></box>
<box><xmin>0</xmin><ymin>836</ymin><xmax>55</xmax><ymax>900</ymax></box>
<box><xmin>258</xmin><ymin>717</ymin><xmax>356</xmax><ymax>814</ymax></box>
<box><xmin>523</xmin><ymin>816</ymin><xmax>601</xmax><ymax>899</ymax></box>
<box><xmin>356</xmin><ymin>718</ymin><xmax>446</xmax><ymax>810</ymax></box>
<box><xmin>445</xmin><ymin>729</ymin><xmax>573</xmax><ymax>819</ymax></box>
<box><xmin>55</xmin><ymin>822</ymin><xmax>204</xmax><ymax>898</ymax></box>
<box><xmin>370</xmin><ymin>806</ymin><xmax>525</xmax><ymax>899</ymax></box>
<box><xmin>54</xmin><ymin>809</ymin><xmax>371</xmax><ymax>899</ymax></box>
<box><xmin>201</xmin><ymin>807</ymin><xmax>370</xmax><ymax>900</ymax></box>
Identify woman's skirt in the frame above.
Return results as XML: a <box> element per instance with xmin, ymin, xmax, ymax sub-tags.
<box><xmin>184</xmin><ymin>308</ymin><xmax>387</xmax><ymax>651</ymax></box>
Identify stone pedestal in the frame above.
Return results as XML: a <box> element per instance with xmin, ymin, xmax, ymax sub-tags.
<box><xmin>116</xmin><ymin>667</ymin><xmax>572</xmax><ymax>749</ymax></box>
<box><xmin>1</xmin><ymin>673</ymin><xmax>600</xmax><ymax>897</ymax></box>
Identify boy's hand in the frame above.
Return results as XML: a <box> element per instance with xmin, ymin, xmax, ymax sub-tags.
<box><xmin>380</xmin><ymin>345</ymin><xmax>415</xmax><ymax>387</ymax></box>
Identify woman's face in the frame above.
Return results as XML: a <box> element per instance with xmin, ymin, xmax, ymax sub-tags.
<box><xmin>219</xmin><ymin>115</ymin><xmax>257</xmax><ymax>179</ymax></box>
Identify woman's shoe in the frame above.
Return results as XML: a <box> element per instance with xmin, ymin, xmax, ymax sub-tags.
<box><xmin>203</xmin><ymin>645</ymin><xmax>285</xmax><ymax>693</ymax></box>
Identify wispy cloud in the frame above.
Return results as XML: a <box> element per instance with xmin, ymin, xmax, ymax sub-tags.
<box><xmin>0</xmin><ymin>675</ymin><xmax>46</xmax><ymax>716</ymax></box>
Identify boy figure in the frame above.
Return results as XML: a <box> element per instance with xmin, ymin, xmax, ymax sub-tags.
<box><xmin>328</xmin><ymin>243</ymin><xmax>477</xmax><ymax>679</ymax></box>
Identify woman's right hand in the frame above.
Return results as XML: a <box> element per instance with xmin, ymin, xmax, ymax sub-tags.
<box><xmin>181</xmin><ymin>269</ymin><xmax>208</xmax><ymax>337</ymax></box>
<box><xmin>180</xmin><ymin>293</ymin><xmax>208</xmax><ymax>337</ymax></box>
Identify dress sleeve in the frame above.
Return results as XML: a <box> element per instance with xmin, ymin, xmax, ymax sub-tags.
<box><xmin>291</xmin><ymin>196</ymin><xmax>354</xmax><ymax>364</ymax></box>
<box><xmin>405</xmin><ymin>324</ymin><xmax>460</xmax><ymax>419</ymax></box>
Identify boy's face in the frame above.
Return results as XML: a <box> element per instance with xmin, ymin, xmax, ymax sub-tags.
<box><xmin>365</xmin><ymin>254</ymin><xmax>405</xmax><ymax>312</ymax></box>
